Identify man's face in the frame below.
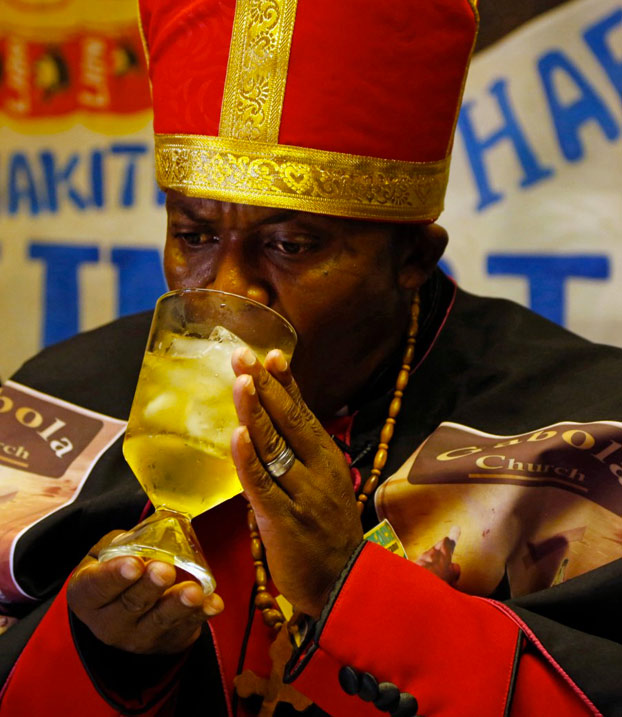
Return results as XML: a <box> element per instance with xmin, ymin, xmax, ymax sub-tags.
<box><xmin>164</xmin><ymin>191</ymin><xmax>442</xmax><ymax>418</ymax></box>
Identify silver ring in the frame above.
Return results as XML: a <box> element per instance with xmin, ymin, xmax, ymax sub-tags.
<box><xmin>264</xmin><ymin>445</ymin><xmax>296</xmax><ymax>478</ymax></box>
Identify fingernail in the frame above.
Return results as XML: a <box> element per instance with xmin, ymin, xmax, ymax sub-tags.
<box><xmin>273</xmin><ymin>351</ymin><xmax>287</xmax><ymax>372</ymax></box>
<box><xmin>240</xmin><ymin>348</ymin><xmax>256</xmax><ymax>367</ymax></box>
<box><xmin>148</xmin><ymin>564</ymin><xmax>171</xmax><ymax>587</ymax></box>
<box><xmin>181</xmin><ymin>588</ymin><xmax>200</xmax><ymax>607</ymax></box>
<box><xmin>203</xmin><ymin>593</ymin><xmax>224</xmax><ymax>616</ymax></box>
<box><xmin>120</xmin><ymin>561</ymin><xmax>141</xmax><ymax>581</ymax></box>
<box><xmin>243</xmin><ymin>375</ymin><xmax>256</xmax><ymax>395</ymax></box>
<box><xmin>239</xmin><ymin>426</ymin><xmax>251</xmax><ymax>444</ymax></box>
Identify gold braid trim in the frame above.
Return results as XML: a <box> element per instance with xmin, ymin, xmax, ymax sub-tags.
<box><xmin>219</xmin><ymin>0</ymin><xmax>299</xmax><ymax>143</ymax></box>
<box><xmin>155</xmin><ymin>134</ymin><xmax>450</xmax><ymax>221</ymax></box>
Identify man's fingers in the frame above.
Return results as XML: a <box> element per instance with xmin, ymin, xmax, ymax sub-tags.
<box><xmin>115</xmin><ymin>561</ymin><xmax>177</xmax><ymax>615</ymax></box>
<box><xmin>69</xmin><ymin>556</ymin><xmax>147</xmax><ymax>611</ymax></box>
<box><xmin>132</xmin><ymin>585</ymin><xmax>224</xmax><ymax>654</ymax></box>
<box><xmin>231</xmin><ymin>348</ymin><xmax>332</xmax><ymax>466</ymax></box>
<box><xmin>264</xmin><ymin>349</ymin><xmax>302</xmax><ymax>402</ymax></box>
<box><xmin>233</xmin><ymin>371</ymin><xmax>298</xmax><ymax>460</ymax></box>
<box><xmin>86</xmin><ymin>530</ymin><xmax>128</xmax><ymax>559</ymax></box>
<box><xmin>231</xmin><ymin>425</ymin><xmax>289</xmax><ymax>507</ymax></box>
<box><xmin>232</xmin><ymin>373</ymin><xmax>287</xmax><ymax>461</ymax></box>
<box><xmin>202</xmin><ymin>591</ymin><xmax>225</xmax><ymax>617</ymax></box>
<box><xmin>137</xmin><ymin>582</ymin><xmax>205</xmax><ymax>631</ymax></box>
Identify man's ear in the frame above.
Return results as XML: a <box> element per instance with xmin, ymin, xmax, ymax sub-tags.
<box><xmin>397</xmin><ymin>223</ymin><xmax>449</xmax><ymax>290</ymax></box>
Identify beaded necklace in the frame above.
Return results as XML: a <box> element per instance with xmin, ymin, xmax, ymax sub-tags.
<box><xmin>247</xmin><ymin>292</ymin><xmax>421</xmax><ymax>631</ymax></box>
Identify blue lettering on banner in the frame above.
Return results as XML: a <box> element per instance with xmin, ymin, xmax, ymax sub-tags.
<box><xmin>155</xmin><ymin>183</ymin><xmax>167</xmax><ymax>206</ymax></box>
<box><xmin>110</xmin><ymin>247</ymin><xmax>167</xmax><ymax>317</ymax></box>
<box><xmin>538</xmin><ymin>50</ymin><xmax>619</xmax><ymax>161</ymax></box>
<box><xmin>109</xmin><ymin>143</ymin><xmax>148</xmax><ymax>208</ymax></box>
<box><xmin>90</xmin><ymin>150</ymin><xmax>105</xmax><ymax>208</ymax></box>
<box><xmin>458</xmin><ymin>79</ymin><xmax>554</xmax><ymax>211</ymax></box>
<box><xmin>28</xmin><ymin>242</ymin><xmax>165</xmax><ymax>347</ymax></box>
<box><xmin>456</xmin><ymin>6</ymin><xmax>621</xmax><ymax>213</ymax></box>
<box><xmin>8</xmin><ymin>153</ymin><xmax>41</xmax><ymax>215</ymax></box>
<box><xmin>585</xmin><ymin>9</ymin><xmax>622</xmax><ymax>105</ymax></box>
<box><xmin>1</xmin><ymin>143</ymin><xmax>157</xmax><ymax>216</ymax></box>
<box><xmin>29</xmin><ymin>243</ymin><xmax>100</xmax><ymax>346</ymax></box>
<box><xmin>487</xmin><ymin>254</ymin><xmax>611</xmax><ymax>326</ymax></box>
<box><xmin>39</xmin><ymin>151</ymin><xmax>89</xmax><ymax>211</ymax></box>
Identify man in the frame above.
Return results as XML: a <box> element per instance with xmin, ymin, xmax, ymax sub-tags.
<box><xmin>2</xmin><ymin>1</ymin><xmax>622</xmax><ymax>715</ymax></box>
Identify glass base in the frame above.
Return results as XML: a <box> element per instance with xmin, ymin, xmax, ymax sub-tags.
<box><xmin>99</xmin><ymin>509</ymin><xmax>216</xmax><ymax>595</ymax></box>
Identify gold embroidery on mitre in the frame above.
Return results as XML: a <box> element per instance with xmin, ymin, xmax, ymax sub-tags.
<box><xmin>155</xmin><ymin>134</ymin><xmax>450</xmax><ymax>221</ymax></box>
<box><xmin>219</xmin><ymin>0</ymin><xmax>299</xmax><ymax>143</ymax></box>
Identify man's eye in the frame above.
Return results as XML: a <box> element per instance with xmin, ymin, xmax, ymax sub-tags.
<box><xmin>174</xmin><ymin>232</ymin><xmax>218</xmax><ymax>247</ymax></box>
<box><xmin>267</xmin><ymin>236</ymin><xmax>317</xmax><ymax>256</ymax></box>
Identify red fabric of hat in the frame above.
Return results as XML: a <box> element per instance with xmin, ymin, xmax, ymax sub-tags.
<box><xmin>139</xmin><ymin>0</ymin><xmax>479</xmax><ymax>221</ymax></box>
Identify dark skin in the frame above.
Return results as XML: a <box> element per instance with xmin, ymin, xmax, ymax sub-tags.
<box><xmin>67</xmin><ymin>192</ymin><xmax>448</xmax><ymax>652</ymax></box>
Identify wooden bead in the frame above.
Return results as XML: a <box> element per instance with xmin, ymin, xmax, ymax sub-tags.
<box><xmin>363</xmin><ymin>475</ymin><xmax>378</xmax><ymax>495</ymax></box>
<box><xmin>255</xmin><ymin>565</ymin><xmax>267</xmax><ymax>586</ymax></box>
<box><xmin>389</xmin><ymin>397</ymin><xmax>402</xmax><ymax>417</ymax></box>
<box><xmin>396</xmin><ymin>369</ymin><xmax>410</xmax><ymax>391</ymax></box>
<box><xmin>380</xmin><ymin>423</ymin><xmax>394</xmax><ymax>444</ymax></box>
<box><xmin>403</xmin><ymin>345</ymin><xmax>415</xmax><ymax>364</ymax></box>
<box><xmin>247</xmin><ymin>510</ymin><xmax>258</xmax><ymax>532</ymax></box>
<box><xmin>263</xmin><ymin>609</ymin><xmax>285</xmax><ymax>627</ymax></box>
<box><xmin>250</xmin><ymin>538</ymin><xmax>263</xmax><ymax>560</ymax></box>
<box><xmin>373</xmin><ymin>448</ymin><xmax>388</xmax><ymax>471</ymax></box>
<box><xmin>255</xmin><ymin>592</ymin><xmax>276</xmax><ymax>610</ymax></box>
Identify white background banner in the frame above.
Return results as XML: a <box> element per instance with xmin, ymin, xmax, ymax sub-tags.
<box><xmin>443</xmin><ymin>0</ymin><xmax>622</xmax><ymax>345</ymax></box>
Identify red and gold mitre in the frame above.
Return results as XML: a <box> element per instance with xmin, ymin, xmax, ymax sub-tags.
<box><xmin>138</xmin><ymin>0</ymin><xmax>478</xmax><ymax>221</ymax></box>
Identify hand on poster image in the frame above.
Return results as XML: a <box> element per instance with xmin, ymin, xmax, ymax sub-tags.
<box><xmin>414</xmin><ymin>526</ymin><xmax>461</xmax><ymax>586</ymax></box>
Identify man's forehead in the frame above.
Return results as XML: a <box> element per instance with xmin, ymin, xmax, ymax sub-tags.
<box><xmin>166</xmin><ymin>191</ymin><xmax>299</xmax><ymax>223</ymax></box>
<box><xmin>165</xmin><ymin>190</ymin><xmax>394</xmax><ymax>235</ymax></box>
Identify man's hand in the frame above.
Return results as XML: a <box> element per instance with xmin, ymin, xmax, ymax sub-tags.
<box><xmin>67</xmin><ymin>533</ymin><xmax>224</xmax><ymax>654</ymax></box>
<box><xmin>230</xmin><ymin>347</ymin><xmax>364</xmax><ymax>619</ymax></box>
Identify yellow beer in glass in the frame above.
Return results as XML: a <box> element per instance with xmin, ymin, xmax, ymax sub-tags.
<box><xmin>100</xmin><ymin>289</ymin><xmax>297</xmax><ymax>592</ymax></box>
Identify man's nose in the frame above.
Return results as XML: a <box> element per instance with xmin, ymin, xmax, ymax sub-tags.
<box><xmin>208</xmin><ymin>247</ymin><xmax>270</xmax><ymax>306</ymax></box>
